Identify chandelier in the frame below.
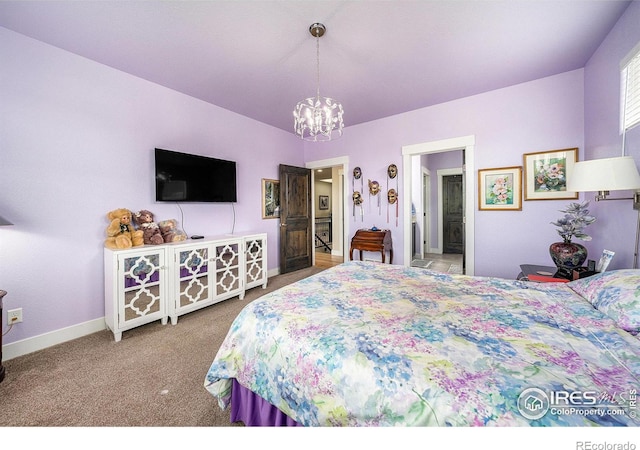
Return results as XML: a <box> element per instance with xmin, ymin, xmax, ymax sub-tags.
<box><xmin>293</xmin><ymin>23</ymin><xmax>344</xmax><ymax>141</ymax></box>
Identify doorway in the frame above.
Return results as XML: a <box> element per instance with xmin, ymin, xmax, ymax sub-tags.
<box><xmin>411</xmin><ymin>166</ymin><xmax>464</xmax><ymax>274</ymax></box>
<box><xmin>442</xmin><ymin>172</ymin><xmax>463</xmax><ymax>254</ymax></box>
<box><xmin>402</xmin><ymin>135</ymin><xmax>475</xmax><ymax>275</ymax></box>
<box><xmin>306</xmin><ymin>156</ymin><xmax>348</xmax><ymax>268</ymax></box>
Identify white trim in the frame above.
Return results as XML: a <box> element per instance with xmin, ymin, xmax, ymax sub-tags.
<box><xmin>3</xmin><ymin>317</ymin><xmax>106</xmax><ymax>360</ymax></box>
<box><xmin>332</xmin><ymin>167</ymin><xmax>344</xmax><ymax>257</ymax></box>
<box><xmin>402</xmin><ymin>135</ymin><xmax>475</xmax><ymax>275</ymax></box>
<box><xmin>4</xmin><ymin>268</ymin><xmax>288</xmax><ymax>360</ymax></box>
<box><xmin>620</xmin><ymin>40</ymin><xmax>640</xmax><ymax>69</ymax></box>
<box><xmin>422</xmin><ymin>167</ymin><xmax>431</xmax><ymax>256</ymax></box>
<box><xmin>437</xmin><ymin>167</ymin><xmax>463</xmax><ymax>255</ymax></box>
<box><xmin>621</xmin><ymin>43</ymin><xmax>640</xmax><ymax>134</ymax></box>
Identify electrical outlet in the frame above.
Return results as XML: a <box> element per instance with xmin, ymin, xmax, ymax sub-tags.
<box><xmin>7</xmin><ymin>308</ymin><xmax>22</xmax><ymax>325</ymax></box>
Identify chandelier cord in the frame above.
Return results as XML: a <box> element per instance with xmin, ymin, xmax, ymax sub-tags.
<box><xmin>315</xmin><ymin>33</ymin><xmax>321</xmax><ymax>101</ymax></box>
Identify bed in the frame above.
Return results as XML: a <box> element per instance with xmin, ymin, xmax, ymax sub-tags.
<box><xmin>204</xmin><ymin>261</ymin><xmax>640</xmax><ymax>426</ymax></box>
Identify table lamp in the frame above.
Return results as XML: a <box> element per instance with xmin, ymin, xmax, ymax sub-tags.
<box><xmin>567</xmin><ymin>156</ymin><xmax>640</xmax><ymax>268</ymax></box>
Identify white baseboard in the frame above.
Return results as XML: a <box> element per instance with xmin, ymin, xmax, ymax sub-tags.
<box><xmin>3</xmin><ymin>317</ymin><xmax>106</xmax><ymax>361</ymax></box>
<box><xmin>4</xmin><ymin>270</ymin><xmax>284</xmax><ymax>361</ymax></box>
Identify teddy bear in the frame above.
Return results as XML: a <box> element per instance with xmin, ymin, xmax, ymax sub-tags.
<box><xmin>104</xmin><ymin>208</ymin><xmax>144</xmax><ymax>249</ymax></box>
<box><xmin>158</xmin><ymin>219</ymin><xmax>187</xmax><ymax>243</ymax></box>
<box><xmin>133</xmin><ymin>210</ymin><xmax>164</xmax><ymax>245</ymax></box>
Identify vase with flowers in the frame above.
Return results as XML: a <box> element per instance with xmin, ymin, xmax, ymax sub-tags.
<box><xmin>549</xmin><ymin>201</ymin><xmax>596</xmax><ymax>270</ymax></box>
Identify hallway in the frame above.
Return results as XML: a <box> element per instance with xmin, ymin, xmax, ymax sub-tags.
<box><xmin>314</xmin><ymin>252</ymin><xmax>344</xmax><ymax>270</ymax></box>
<box><xmin>411</xmin><ymin>252</ymin><xmax>463</xmax><ymax>274</ymax></box>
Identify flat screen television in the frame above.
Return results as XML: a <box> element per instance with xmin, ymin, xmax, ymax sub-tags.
<box><xmin>155</xmin><ymin>148</ymin><xmax>237</xmax><ymax>203</ymax></box>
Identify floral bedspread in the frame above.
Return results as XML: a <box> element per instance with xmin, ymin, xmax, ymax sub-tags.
<box><xmin>204</xmin><ymin>261</ymin><xmax>640</xmax><ymax>426</ymax></box>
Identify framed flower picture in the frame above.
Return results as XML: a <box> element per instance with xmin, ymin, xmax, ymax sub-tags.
<box><xmin>478</xmin><ymin>166</ymin><xmax>522</xmax><ymax>211</ymax></box>
<box><xmin>523</xmin><ymin>148</ymin><xmax>578</xmax><ymax>200</ymax></box>
<box><xmin>261</xmin><ymin>178</ymin><xmax>280</xmax><ymax>219</ymax></box>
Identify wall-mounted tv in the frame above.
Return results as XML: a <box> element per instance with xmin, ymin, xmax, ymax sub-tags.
<box><xmin>155</xmin><ymin>148</ymin><xmax>237</xmax><ymax>203</ymax></box>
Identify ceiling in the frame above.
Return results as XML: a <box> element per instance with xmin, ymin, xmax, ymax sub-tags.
<box><xmin>0</xmin><ymin>1</ymin><xmax>632</xmax><ymax>135</ymax></box>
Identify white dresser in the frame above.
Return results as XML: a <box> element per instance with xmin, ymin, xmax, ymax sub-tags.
<box><xmin>104</xmin><ymin>233</ymin><xmax>267</xmax><ymax>341</ymax></box>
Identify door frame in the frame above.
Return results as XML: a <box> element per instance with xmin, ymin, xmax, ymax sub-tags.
<box><xmin>306</xmin><ymin>156</ymin><xmax>349</xmax><ymax>266</ymax></box>
<box><xmin>422</xmin><ymin>168</ymin><xmax>430</xmax><ymax>257</ymax></box>
<box><xmin>402</xmin><ymin>135</ymin><xmax>475</xmax><ymax>274</ymax></box>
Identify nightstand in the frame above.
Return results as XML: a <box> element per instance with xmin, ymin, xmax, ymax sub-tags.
<box><xmin>518</xmin><ymin>264</ymin><xmax>570</xmax><ymax>282</ymax></box>
<box><xmin>518</xmin><ymin>264</ymin><xmax>598</xmax><ymax>282</ymax></box>
<box><xmin>518</xmin><ymin>264</ymin><xmax>554</xmax><ymax>279</ymax></box>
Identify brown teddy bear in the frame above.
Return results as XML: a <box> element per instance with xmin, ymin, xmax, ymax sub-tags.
<box><xmin>104</xmin><ymin>208</ymin><xmax>144</xmax><ymax>249</ymax></box>
<box><xmin>158</xmin><ymin>219</ymin><xmax>187</xmax><ymax>243</ymax></box>
<box><xmin>133</xmin><ymin>210</ymin><xmax>164</xmax><ymax>245</ymax></box>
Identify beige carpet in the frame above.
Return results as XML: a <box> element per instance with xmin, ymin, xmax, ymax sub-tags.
<box><xmin>0</xmin><ymin>266</ymin><xmax>324</xmax><ymax>427</ymax></box>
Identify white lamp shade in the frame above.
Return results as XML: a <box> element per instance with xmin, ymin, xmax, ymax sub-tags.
<box><xmin>567</xmin><ymin>156</ymin><xmax>640</xmax><ymax>192</ymax></box>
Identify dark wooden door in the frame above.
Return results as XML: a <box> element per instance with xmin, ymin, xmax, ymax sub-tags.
<box><xmin>443</xmin><ymin>174</ymin><xmax>463</xmax><ymax>254</ymax></box>
<box><xmin>279</xmin><ymin>164</ymin><xmax>312</xmax><ymax>274</ymax></box>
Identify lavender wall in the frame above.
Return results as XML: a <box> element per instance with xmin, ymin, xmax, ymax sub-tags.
<box><xmin>3</xmin><ymin>2</ymin><xmax>638</xmax><ymax>351</ymax></box>
<box><xmin>305</xmin><ymin>70</ymin><xmax>585</xmax><ymax>278</ymax></box>
<box><xmin>584</xmin><ymin>1</ymin><xmax>640</xmax><ymax>270</ymax></box>
<box><xmin>0</xmin><ymin>28</ymin><xmax>302</xmax><ymax>346</ymax></box>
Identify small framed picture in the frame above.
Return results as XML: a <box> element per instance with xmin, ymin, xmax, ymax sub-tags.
<box><xmin>261</xmin><ymin>178</ymin><xmax>280</xmax><ymax>219</ymax></box>
<box><xmin>478</xmin><ymin>166</ymin><xmax>522</xmax><ymax>211</ymax></box>
<box><xmin>523</xmin><ymin>148</ymin><xmax>578</xmax><ymax>200</ymax></box>
<box><xmin>319</xmin><ymin>195</ymin><xmax>329</xmax><ymax>210</ymax></box>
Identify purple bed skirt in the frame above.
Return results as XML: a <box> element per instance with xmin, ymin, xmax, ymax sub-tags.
<box><xmin>230</xmin><ymin>378</ymin><xmax>303</xmax><ymax>426</ymax></box>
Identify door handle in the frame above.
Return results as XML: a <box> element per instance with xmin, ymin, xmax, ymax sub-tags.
<box><xmin>280</xmin><ymin>223</ymin><xmax>287</xmax><ymax>227</ymax></box>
